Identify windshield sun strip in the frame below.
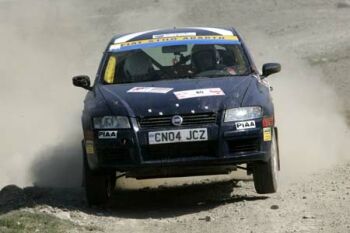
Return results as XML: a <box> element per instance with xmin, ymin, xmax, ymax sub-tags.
<box><xmin>109</xmin><ymin>39</ymin><xmax>241</xmax><ymax>52</ymax></box>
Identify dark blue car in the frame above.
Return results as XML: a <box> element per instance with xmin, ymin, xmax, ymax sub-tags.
<box><xmin>73</xmin><ymin>27</ymin><xmax>281</xmax><ymax>205</ymax></box>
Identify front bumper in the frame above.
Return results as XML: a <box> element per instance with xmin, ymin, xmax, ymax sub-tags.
<box><xmin>85</xmin><ymin>117</ymin><xmax>272</xmax><ymax>172</ymax></box>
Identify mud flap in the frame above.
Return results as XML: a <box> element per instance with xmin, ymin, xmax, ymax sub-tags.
<box><xmin>81</xmin><ymin>140</ymin><xmax>86</xmax><ymax>187</ymax></box>
<box><xmin>274</xmin><ymin>127</ymin><xmax>281</xmax><ymax>171</ymax></box>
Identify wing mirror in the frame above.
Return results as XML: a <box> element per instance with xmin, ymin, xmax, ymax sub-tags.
<box><xmin>262</xmin><ymin>63</ymin><xmax>281</xmax><ymax>78</ymax></box>
<box><xmin>72</xmin><ymin>75</ymin><xmax>92</xmax><ymax>90</ymax></box>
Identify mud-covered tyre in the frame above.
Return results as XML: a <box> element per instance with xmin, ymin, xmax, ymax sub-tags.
<box><xmin>83</xmin><ymin>158</ymin><xmax>115</xmax><ymax>206</ymax></box>
<box><xmin>252</xmin><ymin>133</ymin><xmax>278</xmax><ymax>194</ymax></box>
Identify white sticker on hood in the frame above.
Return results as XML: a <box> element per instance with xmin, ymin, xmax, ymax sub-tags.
<box><xmin>127</xmin><ymin>87</ymin><xmax>173</xmax><ymax>94</ymax></box>
<box><xmin>174</xmin><ymin>88</ymin><xmax>225</xmax><ymax>100</ymax></box>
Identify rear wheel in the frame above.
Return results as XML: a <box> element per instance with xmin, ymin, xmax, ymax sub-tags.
<box><xmin>252</xmin><ymin>132</ymin><xmax>278</xmax><ymax>194</ymax></box>
<box><xmin>83</xmin><ymin>157</ymin><xmax>115</xmax><ymax>206</ymax></box>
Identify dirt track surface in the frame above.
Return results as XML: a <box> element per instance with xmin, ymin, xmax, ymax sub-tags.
<box><xmin>0</xmin><ymin>0</ymin><xmax>350</xmax><ymax>232</ymax></box>
<box><xmin>1</xmin><ymin>163</ymin><xmax>350</xmax><ymax>233</ymax></box>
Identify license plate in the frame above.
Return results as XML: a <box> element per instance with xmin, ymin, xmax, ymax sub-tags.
<box><xmin>148</xmin><ymin>128</ymin><xmax>208</xmax><ymax>145</ymax></box>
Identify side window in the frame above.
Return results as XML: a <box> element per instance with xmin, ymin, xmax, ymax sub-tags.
<box><xmin>104</xmin><ymin>56</ymin><xmax>117</xmax><ymax>84</ymax></box>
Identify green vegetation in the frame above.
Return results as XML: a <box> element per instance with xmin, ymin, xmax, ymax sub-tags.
<box><xmin>0</xmin><ymin>211</ymin><xmax>101</xmax><ymax>233</ymax></box>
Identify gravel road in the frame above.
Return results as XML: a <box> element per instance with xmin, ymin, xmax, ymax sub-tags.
<box><xmin>0</xmin><ymin>0</ymin><xmax>349</xmax><ymax>232</ymax></box>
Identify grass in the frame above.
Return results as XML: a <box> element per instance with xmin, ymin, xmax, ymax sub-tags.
<box><xmin>0</xmin><ymin>211</ymin><xmax>101</xmax><ymax>233</ymax></box>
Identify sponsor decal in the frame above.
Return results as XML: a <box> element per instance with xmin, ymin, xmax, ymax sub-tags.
<box><xmin>152</xmin><ymin>32</ymin><xmax>196</xmax><ymax>38</ymax></box>
<box><xmin>174</xmin><ymin>88</ymin><xmax>225</xmax><ymax>100</ymax></box>
<box><xmin>109</xmin><ymin>35</ymin><xmax>240</xmax><ymax>51</ymax></box>
<box><xmin>113</xmin><ymin>28</ymin><xmax>233</xmax><ymax>44</ymax></box>
<box><xmin>127</xmin><ymin>87</ymin><xmax>173</xmax><ymax>94</ymax></box>
<box><xmin>235</xmin><ymin>120</ymin><xmax>256</xmax><ymax>130</ymax></box>
<box><xmin>98</xmin><ymin>130</ymin><xmax>118</xmax><ymax>139</ymax></box>
<box><xmin>263</xmin><ymin>128</ymin><xmax>272</xmax><ymax>141</ymax></box>
<box><xmin>85</xmin><ymin>140</ymin><xmax>95</xmax><ymax>155</ymax></box>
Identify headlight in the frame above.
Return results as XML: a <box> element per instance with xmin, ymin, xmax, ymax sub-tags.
<box><xmin>224</xmin><ymin>107</ymin><xmax>262</xmax><ymax>122</ymax></box>
<box><xmin>93</xmin><ymin>116</ymin><xmax>130</xmax><ymax>129</ymax></box>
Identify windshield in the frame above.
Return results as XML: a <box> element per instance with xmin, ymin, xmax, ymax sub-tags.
<box><xmin>102</xmin><ymin>39</ymin><xmax>251</xmax><ymax>84</ymax></box>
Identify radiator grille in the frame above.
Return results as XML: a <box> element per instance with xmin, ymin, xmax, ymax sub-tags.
<box><xmin>139</xmin><ymin>113</ymin><xmax>217</xmax><ymax>129</ymax></box>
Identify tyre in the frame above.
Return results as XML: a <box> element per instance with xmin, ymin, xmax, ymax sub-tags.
<box><xmin>252</xmin><ymin>132</ymin><xmax>278</xmax><ymax>194</ymax></box>
<box><xmin>83</xmin><ymin>157</ymin><xmax>115</xmax><ymax>206</ymax></box>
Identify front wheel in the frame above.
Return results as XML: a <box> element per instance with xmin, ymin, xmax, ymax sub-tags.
<box><xmin>83</xmin><ymin>157</ymin><xmax>115</xmax><ymax>206</ymax></box>
<box><xmin>252</xmin><ymin>132</ymin><xmax>278</xmax><ymax>194</ymax></box>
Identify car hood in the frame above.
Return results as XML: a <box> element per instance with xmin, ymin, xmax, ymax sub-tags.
<box><xmin>98</xmin><ymin>76</ymin><xmax>255</xmax><ymax>117</ymax></box>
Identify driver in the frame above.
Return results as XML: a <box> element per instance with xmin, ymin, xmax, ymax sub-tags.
<box><xmin>191</xmin><ymin>44</ymin><xmax>219</xmax><ymax>74</ymax></box>
<box><xmin>191</xmin><ymin>44</ymin><xmax>237</xmax><ymax>75</ymax></box>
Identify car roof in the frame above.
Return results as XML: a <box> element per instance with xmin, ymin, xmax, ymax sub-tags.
<box><xmin>109</xmin><ymin>27</ymin><xmax>239</xmax><ymax>45</ymax></box>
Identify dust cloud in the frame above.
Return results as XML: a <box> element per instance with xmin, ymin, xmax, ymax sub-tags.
<box><xmin>276</xmin><ymin>66</ymin><xmax>349</xmax><ymax>182</ymax></box>
<box><xmin>0</xmin><ymin>0</ymin><xmax>185</xmax><ymax>188</ymax></box>
<box><xmin>243</xmin><ymin>33</ymin><xmax>349</xmax><ymax>183</ymax></box>
<box><xmin>0</xmin><ymin>0</ymin><xmax>92</xmax><ymax>188</ymax></box>
<box><xmin>263</xmin><ymin>49</ymin><xmax>349</xmax><ymax>183</ymax></box>
<box><xmin>0</xmin><ymin>0</ymin><xmax>348</xmax><ymax>189</ymax></box>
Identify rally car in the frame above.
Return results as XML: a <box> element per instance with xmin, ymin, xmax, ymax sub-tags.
<box><xmin>73</xmin><ymin>27</ymin><xmax>281</xmax><ymax>205</ymax></box>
